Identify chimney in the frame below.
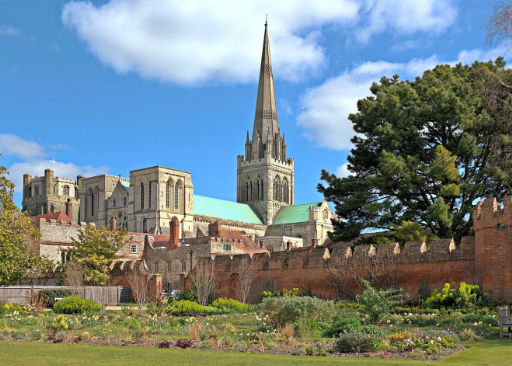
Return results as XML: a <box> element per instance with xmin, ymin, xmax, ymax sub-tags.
<box><xmin>111</xmin><ymin>215</ymin><xmax>117</xmax><ymax>231</ymax></box>
<box><xmin>65</xmin><ymin>198</ymin><xmax>73</xmax><ymax>219</ymax></box>
<box><xmin>168</xmin><ymin>217</ymin><xmax>180</xmax><ymax>250</ymax></box>
<box><xmin>287</xmin><ymin>241</ymin><xmax>293</xmax><ymax>250</ymax></box>
<box><xmin>259</xmin><ymin>240</ymin><xmax>266</xmax><ymax>249</ymax></box>
<box><xmin>209</xmin><ymin>221</ymin><xmax>219</xmax><ymax>237</ymax></box>
<box><xmin>312</xmin><ymin>238</ymin><xmax>319</xmax><ymax>247</ymax></box>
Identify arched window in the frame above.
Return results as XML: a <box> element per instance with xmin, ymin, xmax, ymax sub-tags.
<box><xmin>123</xmin><ymin>196</ymin><xmax>127</xmax><ymax>206</ymax></box>
<box><xmin>54</xmin><ymin>184</ymin><xmax>58</xmax><ymax>195</ymax></box>
<box><xmin>142</xmin><ymin>218</ymin><xmax>147</xmax><ymax>233</ymax></box>
<box><xmin>113</xmin><ymin>199</ymin><xmax>117</xmax><ymax>208</ymax></box>
<box><xmin>283</xmin><ymin>179</ymin><xmax>289</xmax><ymax>204</ymax></box>
<box><xmin>260</xmin><ymin>180</ymin><xmax>264</xmax><ymax>200</ymax></box>
<box><xmin>250</xmin><ymin>181</ymin><xmax>253</xmax><ymax>201</ymax></box>
<box><xmin>174</xmin><ymin>181</ymin><xmax>180</xmax><ymax>210</ymax></box>
<box><xmin>63</xmin><ymin>185</ymin><xmax>70</xmax><ymax>196</ymax></box>
<box><xmin>273</xmin><ymin>176</ymin><xmax>281</xmax><ymax>201</ymax></box>
<box><xmin>148</xmin><ymin>182</ymin><xmax>152</xmax><ymax>209</ymax></box>
<box><xmin>34</xmin><ymin>186</ymin><xmax>39</xmax><ymax>196</ymax></box>
<box><xmin>166</xmin><ymin>181</ymin><xmax>170</xmax><ymax>208</ymax></box>
<box><xmin>245</xmin><ymin>181</ymin><xmax>249</xmax><ymax>201</ymax></box>
<box><xmin>75</xmin><ymin>188</ymin><xmax>79</xmax><ymax>199</ymax></box>
<box><xmin>140</xmin><ymin>183</ymin><xmax>145</xmax><ymax>209</ymax></box>
<box><xmin>257</xmin><ymin>179</ymin><xmax>260</xmax><ymax>200</ymax></box>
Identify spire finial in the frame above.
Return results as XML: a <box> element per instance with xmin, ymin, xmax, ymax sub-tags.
<box><xmin>265</xmin><ymin>14</ymin><xmax>268</xmax><ymax>26</ymax></box>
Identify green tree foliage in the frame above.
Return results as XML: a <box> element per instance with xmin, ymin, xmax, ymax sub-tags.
<box><xmin>0</xmin><ymin>157</ymin><xmax>51</xmax><ymax>285</ymax></box>
<box><xmin>319</xmin><ymin>60</ymin><xmax>512</xmax><ymax>243</ymax></box>
<box><xmin>71</xmin><ymin>224</ymin><xmax>128</xmax><ymax>285</ymax></box>
<box><xmin>357</xmin><ymin>279</ymin><xmax>403</xmax><ymax>322</ymax></box>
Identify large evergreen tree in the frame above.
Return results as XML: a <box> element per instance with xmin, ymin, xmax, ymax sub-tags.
<box><xmin>319</xmin><ymin>59</ymin><xmax>512</xmax><ymax>243</ymax></box>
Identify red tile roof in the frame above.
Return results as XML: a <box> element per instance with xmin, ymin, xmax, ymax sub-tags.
<box><xmin>32</xmin><ymin>211</ymin><xmax>73</xmax><ymax>224</ymax></box>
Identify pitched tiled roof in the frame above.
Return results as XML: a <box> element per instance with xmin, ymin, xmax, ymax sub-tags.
<box><xmin>32</xmin><ymin>211</ymin><xmax>73</xmax><ymax>224</ymax></box>
<box><xmin>193</xmin><ymin>195</ymin><xmax>263</xmax><ymax>225</ymax></box>
<box><xmin>272</xmin><ymin>202</ymin><xmax>321</xmax><ymax>225</ymax></box>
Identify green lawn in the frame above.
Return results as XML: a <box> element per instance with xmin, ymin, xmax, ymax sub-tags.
<box><xmin>1</xmin><ymin>338</ymin><xmax>511</xmax><ymax>366</ymax></box>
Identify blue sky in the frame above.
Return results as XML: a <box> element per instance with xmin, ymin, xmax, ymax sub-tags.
<box><xmin>0</xmin><ymin>0</ymin><xmax>507</xmax><ymax>208</ymax></box>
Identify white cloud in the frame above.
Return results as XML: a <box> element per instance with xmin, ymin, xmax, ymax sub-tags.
<box><xmin>0</xmin><ymin>25</ymin><xmax>21</xmax><ymax>37</ymax></box>
<box><xmin>61</xmin><ymin>0</ymin><xmax>457</xmax><ymax>85</ymax></box>
<box><xmin>357</xmin><ymin>0</ymin><xmax>457</xmax><ymax>43</ymax></box>
<box><xmin>9</xmin><ymin>160</ymin><xmax>109</xmax><ymax>193</ymax></box>
<box><xmin>336</xmin><ymin>162</ymin><xmax>351</xmax><ymax>178</ymax></box>
<box><xmin>62</xmin><ymin>0</ymin><xmax>360</xmax><ymax>85</ymax></box>
<box><xmin>0</xmin><ymin>134</ymin><xmax>45</xmax><ymax>159</ymax></box>
<box><xmin>297</xmin><ymin>46</ymin><xmax>507</xmax><ymax>150</ymax></box>
<box><xmin>0</xmin><ymin>134</ymin><xmax>109</xmax><ymax>192</ymax></box>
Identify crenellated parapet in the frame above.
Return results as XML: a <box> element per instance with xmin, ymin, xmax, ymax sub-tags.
<box><xmin>474</xmin><ymin>196</ymin><xmax>512</xmax><ymax>231</ymax></box>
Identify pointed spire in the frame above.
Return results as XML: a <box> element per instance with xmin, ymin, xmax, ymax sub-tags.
<box><xmin>246</xmin><ymin>130</ymin><xmax>250</xmax><ymax>144</ymax></box>
<box><xmin>253</xmin><ymin>21</ymin><xmax>279</xmax><ymax>143</ymax></box>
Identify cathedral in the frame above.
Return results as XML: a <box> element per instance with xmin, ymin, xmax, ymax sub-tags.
<box><xmin>22</xmin><ymin>23</ymin><xmax>333</xmax><ymax>252</ymax></box>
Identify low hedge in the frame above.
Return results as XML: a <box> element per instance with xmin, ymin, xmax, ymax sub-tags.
<box><xmin>260</xmin><ymin>296</ymin><xmax>336</xmax><ymax>327</ymax></box>
<box><xmin>211</xmin><ymin>298</ymin><xmax>249</xmax><ymax>313</ymax></box>
<box><xmin>166</xmin><ymin>300</ymin><xmax>217</xmax><ymax>316</ymax></box>
<box><xmin>53</xmin><ymin>296</ymin><xmax>102</xmax><ymax>314</ymax></box>
<box><xmin>39</xmin><ymin>289</ymin><xmax>76</xmax><ymax>308</ymax></box>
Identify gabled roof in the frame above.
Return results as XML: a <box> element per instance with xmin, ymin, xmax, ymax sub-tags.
<box><xmin>193</xmin><ymin>195</ymin><xmax>263</xmax><ymax>225</ymax></box>
<box><xmin>272</xmin><ymin>202</ymin><xmax>321</xmax><ymax>225</ymax></box>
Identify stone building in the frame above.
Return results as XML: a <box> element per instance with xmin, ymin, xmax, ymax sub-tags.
<box><xmin>237</xmin><ymin>21</ymin><xmax>294</xmax><ymax>225</ymax></box>
<box><xmin>22</xmin><ymin>169</ymin><xmax>81</xmax><ymax>220</ymax></box>
<box><xmin>22</xmin><ymin>23</ymin><xmax>333</xmax><ymax>250</ymax></box>
<box><xmin>24</xmin><ymin>24</ymin><xmax>334</xmax><ymax>292</ymax></box>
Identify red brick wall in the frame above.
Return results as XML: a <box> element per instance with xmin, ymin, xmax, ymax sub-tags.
<box><xmin>188</xmin><ymin>237</ymin><xmax>476</xmax><ymax>303</ymax></box>
<box><xmin>474</xmin><ymin>196</ymin><xmax>512</xmax><ymax>302</ymax></box>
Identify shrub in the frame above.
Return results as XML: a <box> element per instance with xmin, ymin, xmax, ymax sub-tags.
<box><xmin>459</xmin><ymin>328</ymin><xmax>481</xmax><ymax>342</ymax></box>
<box><xmin>211</xmin><ymin>298</ymin><xmax>249</xmax><ymax>313</ymax></box>
<box><xmin>361</xmin><ymin>325</ymin><xmax>385</xmax><ymax>337</ymax></box>
<box><xmin>39</xmin><ymin>289</ymin><xmax>75</xmax><ymax>308</ymax></box>
<box><xmin>1</xmin><ymin>302</ymin><xmax>29</xmax><ymax>316</ymax></box>
<box><xmin>425</xmin><ymin>282</ymin><xmax>488</xmax><ymax>309</ymax></box>
<box><xmin>259</xmin><ymin>296</ymin><xmax>335</xmax><ymax>327</ymax></box>
<box><xmin>403</xmin><ymin>315</ymin><xmax>437</xmax><ymax>327</ymax></box>
<box><xmin>176</xmin><ymin>339</ymin><xmax>192</xmax><ymax>348</ymax></box>
<box><xmin>53</xmin><ymin>296</ymin><xmax>101</xmax><ymax>314</ymax></box>
<box><xmin>178</xmin><ymin>291</ymin><xmax>197</xmax><ymax>302</ymax></box>
<box><xmin>324</xmin><ymin>318</ymin><xmax>361</xmax><ymax>337</ymax></box>
<box><xmin>294</xmin><ymin>318</ymin><xmax>326</xmax><ymax>339</ymax></box>
<box><xmin>261</xmin><ymin>288</ymin><xmax>299</xmax><ymax>299</ymax></box>
<box><xmin>166</xmin><ymin>300</ymin><xmax>217</xmax><ymax>316</ymax></box>
<box><xmin>358</xmin><ymin>279</ymin><xmax>402</xmax><ymax>322</ymax></box>
<box><xmin>336</xmin><ymin>331</ymin><xmax>378</xmax><ymax>353</ymax></box>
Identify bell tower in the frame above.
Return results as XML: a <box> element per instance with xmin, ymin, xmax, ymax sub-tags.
<box><xmin>237</xmin><ymin>21</ymin><xmax>294</xmax><ymax>224</ymax></box>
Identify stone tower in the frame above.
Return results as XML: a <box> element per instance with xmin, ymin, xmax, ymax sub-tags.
<box><xmin>237</xmin><ymin>21</ymin><xmax>294</xmax><ymax>224</ymax></box>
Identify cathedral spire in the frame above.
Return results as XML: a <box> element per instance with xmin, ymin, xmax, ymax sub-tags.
<box><xmin>253</xmin><ymin>21</ymin><xmax>279</xmax><ymax>143</ymax></box>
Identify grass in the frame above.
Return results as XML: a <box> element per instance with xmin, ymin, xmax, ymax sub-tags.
<box><xmin>1</xmin><ymin>338</ymin><xmax>511</xmax><ymax>366</ymax></box>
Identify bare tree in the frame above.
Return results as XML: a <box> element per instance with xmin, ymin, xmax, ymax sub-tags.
<box><xmin>191</xmin><ymin>258</ymin><xmax>217</xmax><ymax>306</ymax></box>
<box><xmin>127</xmin><ymin>270</ymin><xmax>150</xmax><ymax>310</ymax></box>
<box><xmin>64</xmin><ymin>261</ymin><xmax>84</xmax><ymax>288</ymax></box>
<box><xmin>234</xmin><ymin>256</ymin><xmax>257</xmax><ymax>303</ymax></box>
<box><xmin>488</xmin><ymin>2</ymin><xmax>512</xmax><ymax>49</ymax></box>
<box><xmin>327</xmin><ymin>248</ymin><xmax>361</xmax><ymax>300</ymax></box>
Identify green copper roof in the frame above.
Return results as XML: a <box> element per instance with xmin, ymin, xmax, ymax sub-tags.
<box><xmin>193</xmin><ymin>195</ymin><xmax>263</xmax><ymax>225</ymax></box>
<box><xmin>120</xmin><ymin>181</ymin><xmax>130</xmax><ymax>194</ymax></box>
<box><xmin>272</xmin><ymin>202</ymin><xmax>321</xmax><ymax>225</ymax></box>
